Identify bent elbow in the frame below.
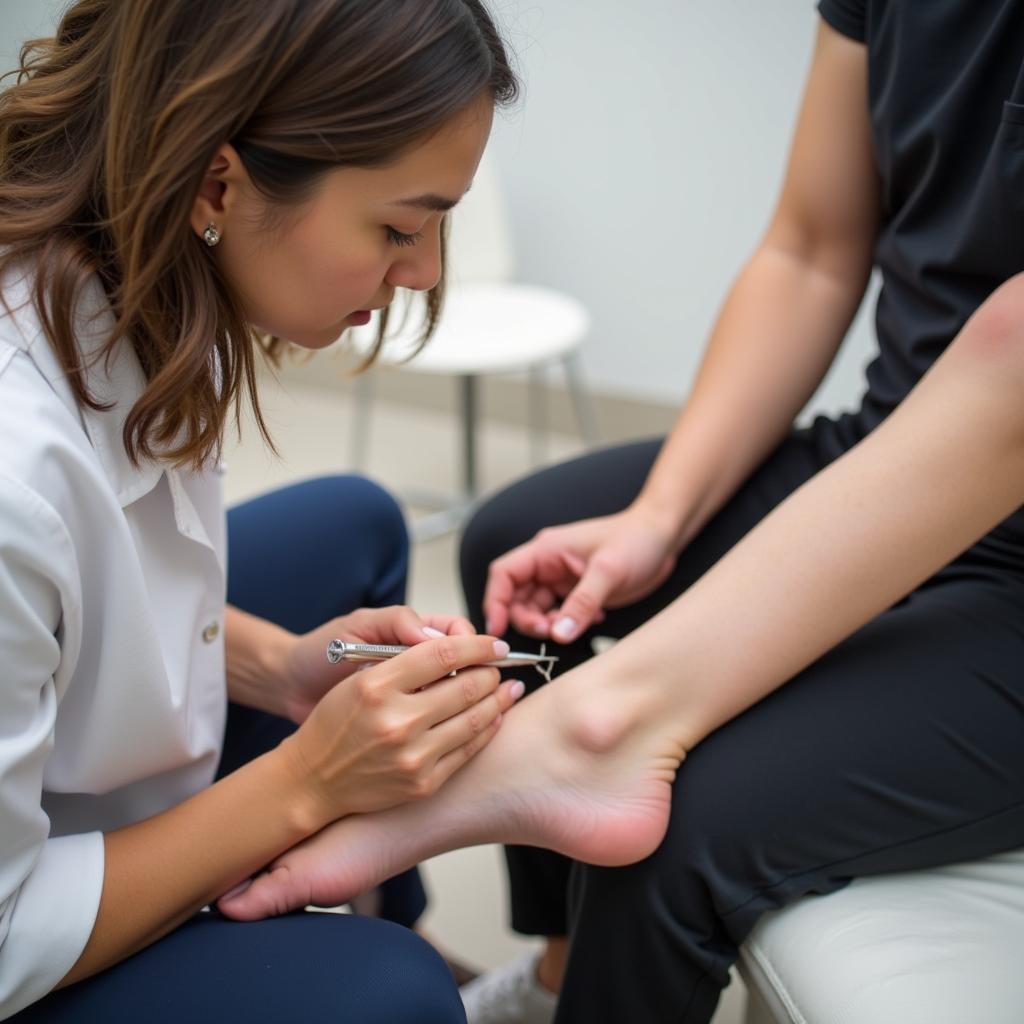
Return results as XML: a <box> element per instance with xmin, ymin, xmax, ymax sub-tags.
<box><xmin>959</xmin><ymin>273</ymin><xmax>1024</xmax><ymax>370</ymax></box>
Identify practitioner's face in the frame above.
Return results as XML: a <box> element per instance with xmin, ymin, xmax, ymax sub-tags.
<box><xmin>190</xmin><ymin>96</ymin><xmax>493</xmax><ymax>348</ymax></box>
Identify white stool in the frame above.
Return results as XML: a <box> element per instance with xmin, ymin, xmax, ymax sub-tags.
<box><xmin>737</xmin><ymin>848</ymin><xmax>1024</xmax><ymax>1024</ymax></box>
<box><xmin>350</xmin><ymin>283</ymin><xmax>597</xmax><ymax>539</ymax></box>
<box><xmin>349</xmin><ymin>153</ymin><xmax>599</xmax><ymax>540</ymax></box>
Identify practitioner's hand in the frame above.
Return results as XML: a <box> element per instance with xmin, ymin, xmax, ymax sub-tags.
<box><xmin>277</xmin><ymin>632</ymin><xmax>524</xmax><ymax>825</ymax></box>
<box><xmin>484</xmin><ymin>505</ymin><xmax>678</xmax><ymax>643</ymax></box>
<box><xmin>281</xmin><ymin>606</ymin><xmax>476</xmax><ymax>724</ymax></box>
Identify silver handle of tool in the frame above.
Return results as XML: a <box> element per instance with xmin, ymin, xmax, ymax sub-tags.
<box><xmin>326</xmin><ymin>640</ymin><xmax>557</xmax><ymax>680</ymax></box>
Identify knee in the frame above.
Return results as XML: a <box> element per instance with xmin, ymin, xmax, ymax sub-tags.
<box><xmin>319</xmin><ymin>473</ymin><xmax>408</xmax><ymax>567</ymax></box>
<box><xmin>459</xmin><ymin>491</ymin><xmax>519</xmax><ymax>597</ymax></box>
<box><xmin>293</xmin><ymin>475</ymin><xmax>409</xmax><ymax>609</ymax></box>
<box><xmin>353</xmin><ymin>921</ymin><xmax>465</xmax><ymax>1024</ymax></box>
<box><xmin>463</xmin><ymin>445</ymin><xmax>605</xmax><ymax>569</ymax></box>
<box><xmin>321</xmin><ymin>474</ymin><xmax>408</xmax><ymax>550</ymax></box>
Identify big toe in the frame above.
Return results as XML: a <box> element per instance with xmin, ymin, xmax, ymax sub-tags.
<box><xmin>216</xmin><ymin>864</ymin><xmax>310</xmax><ymax>921</ymax></box>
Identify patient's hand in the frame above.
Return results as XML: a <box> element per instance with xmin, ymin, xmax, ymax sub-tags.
<box><xmin>484</xmin><ymin>506</ymin><xmax>678</xmax><ymax>642</ymax></box>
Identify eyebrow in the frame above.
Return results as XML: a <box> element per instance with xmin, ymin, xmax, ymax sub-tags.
<box><xmin>389</xmin><ymin>191</ymin><xmax>466</xmax><ymax>213</ymax></box>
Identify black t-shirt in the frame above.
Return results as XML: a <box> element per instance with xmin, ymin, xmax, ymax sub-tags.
<box><xmin>817</xmin><ymin>0</ymin><xmax>1024</xmax><ymax>430</ymax></box>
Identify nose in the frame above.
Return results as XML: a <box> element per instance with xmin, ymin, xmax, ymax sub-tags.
<box><xmin>385</xmin><ymin>230</ymin><xmax>443</xmax><ymax>294</ymax></box>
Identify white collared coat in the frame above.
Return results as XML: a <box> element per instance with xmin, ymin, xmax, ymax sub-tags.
<box><xmin>0</xmin><ymin>268</ymin><xmax>228</xmax><ymax>1018</ymax></box>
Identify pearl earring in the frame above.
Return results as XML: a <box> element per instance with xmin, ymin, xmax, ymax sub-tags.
<box><xmin>203</xmin><ymin>222</ymin><xmax>221</xmax><ymax>247</ymax></box>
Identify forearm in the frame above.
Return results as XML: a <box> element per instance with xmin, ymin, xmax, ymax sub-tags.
<box><xmin>611</xmin><ymin>281</ymin><xmax>1024</xmax><ymax>747</ymax></box>
<box><xmin>61</xmin><ymin>742</ymin><xmax>321</xmax><ymax>986</ymax></box>
<box><xmin>224</xmin><ymin>604</ymin><xmax>295</xmax><ymax>719</ymax></box>
<box><xmin>636</xmin><ymin>22</ymin><xmax>878</xmax><ymax>550</ymax></box>
<box><xmin>635</xmin><ymin>240</ymin><xmax>869</xmax><ymax>548</ymax></box>
<box><xmin>65</xmin><ymin>606</ymin><xmax>312</xmax><ymax>981</ymax></box>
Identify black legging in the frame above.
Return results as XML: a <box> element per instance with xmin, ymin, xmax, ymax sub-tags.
<box><xmin>459</xmin><ymin>418</ymin><xmax>1024</xmax><ymax>1024</ymax></box>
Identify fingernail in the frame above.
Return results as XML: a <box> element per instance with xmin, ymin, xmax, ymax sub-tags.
<box><xmin>553</xmin><ymin>617</ymin><xmax>578</xmax><ymax>641</ymax></box>
<box><xmin>222</xmin><ymin>878</ymin><xmax>252</xmax><ymax>901</ymax></box>
<box><xmin>493</xmin><ymin>640</ymin><xmax>510</xmax><ymax>658</ymax></box>
<box><xmin>485</xmin><ymin>618</ymin><xmax>496</xmax><ymax>635</ymax></box>
<box><xmin>423</xmin><ymin>626</ymin><xmax>445</xmax><ymax>638</ymax></box>
<box><xmin>508</xmin><ymin>680</ymin><xmax>526</xmax><ymax>701</ymax></box>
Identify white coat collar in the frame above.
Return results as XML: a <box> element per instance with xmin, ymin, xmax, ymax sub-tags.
<box><xmin>5</xmin><ymin>267</ymin><xmax>216</xmax><ymax>550</ymax></box>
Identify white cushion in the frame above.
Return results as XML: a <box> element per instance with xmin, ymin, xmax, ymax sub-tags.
<box><xmin>350</xmin><ymin>282</ymin><xmax>590</xmax><ymax>376</ymax></box>
<box><xmin>738</xmin><ymin>848</ymin><xmax>1024</xmax><ymax>1024</ymax></box>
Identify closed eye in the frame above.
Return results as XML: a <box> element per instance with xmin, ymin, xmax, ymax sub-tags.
<box><xmin>386</xmin><ymin>226</ymin><xmax>424</xmax><ymax>248</ymax></box>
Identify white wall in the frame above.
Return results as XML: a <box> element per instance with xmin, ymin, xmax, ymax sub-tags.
<box><xmin>0</xmin><ymin>0</ymin><xmax>879</xmax><ymax>415</ymax></box>
<box><xmin>0</xmin><ymin>0</ymin><xmax>64</xmax><ymax>71</ymax></box>
<box><xmin>487</xmin><ymin>0</ymin><xmax>878</xmax><ymax>414</ymax></box>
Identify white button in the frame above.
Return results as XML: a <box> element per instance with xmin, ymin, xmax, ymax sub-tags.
<box><xmin>202</xmin><ymin>621</ymin><xmax>220</xmax><ymax>644</ymax></box>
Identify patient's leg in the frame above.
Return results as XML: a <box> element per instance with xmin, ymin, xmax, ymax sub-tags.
<box><xmin>220</xmin><ymin>325</ymin><xmax>1024</xmax><ymax>920</ymax></box>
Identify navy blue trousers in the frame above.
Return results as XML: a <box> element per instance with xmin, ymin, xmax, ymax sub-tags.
<box><xmin>18</xmin><ymin>476</ymin><xmax>464</xmax><ymax>1024</ymax></box>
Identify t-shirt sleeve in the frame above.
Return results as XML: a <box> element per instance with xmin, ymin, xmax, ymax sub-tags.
<box><xmin>818</xmin><ymin>0</ymin><xmax>867</xmax><ymax>42</ymax></box>
<box><xmin>0</xmin><ymin>475</ymin><xmax>104</xmax><ymax>1018</ymax></box>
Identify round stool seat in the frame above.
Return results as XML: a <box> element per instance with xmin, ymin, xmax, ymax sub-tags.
<box><xmin>350</xmin><ymin>282</ymin><xmax>591</xmax><ymax>375</ymax></box>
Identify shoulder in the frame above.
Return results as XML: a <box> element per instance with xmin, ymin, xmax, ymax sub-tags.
<box><xmin>0</xmin><ymin>274</ymin><xmax>115</xmax><ymax>553</ymax></box>
<box><xmin>0</xmin><ymin>259</ymin><xmax>51</xmax><ymax>356</ymax></box>
<box><xmin>0</xmin><ymin>357</ymin><xmax>88</xmax><ymax>619</ymax></box>
<box><xmin>0</xmin><ymin>338</ymin><xmax>96</xmax><ymax>489</ymax></box>
<box><xmin>0</xmin><ymin>470</ymin><xmax>77</xmax><ymax>598</ymax></box>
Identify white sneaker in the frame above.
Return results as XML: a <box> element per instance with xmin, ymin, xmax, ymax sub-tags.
<box><xmin>460</xmin><ymin>952</ymin><xmax>558</xmax><ymax>1024</ymax></box>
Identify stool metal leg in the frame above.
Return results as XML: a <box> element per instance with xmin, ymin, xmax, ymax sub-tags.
<box><xmin>350</xmin><ymin>371</ymin><xmax>375</xmax><ymax>470</ymax></box>
<box><xmin>527</xmin><ymin>364</ymin><xmax>549</xmax><ymax>466</ymax></box>
<box><xmin>403</xmin><ymin>373</ymin><xmax>481</xmax><ymax>543</ymax></box>
<box><xmin>460</xmin><ymin>373</ymin><xmax>478</xmax><ymax>500</ymax></box>
<box><xmin>562</xmin><ymin>350</ymin><xmax>600</xmax><ymax>447</ymax></box>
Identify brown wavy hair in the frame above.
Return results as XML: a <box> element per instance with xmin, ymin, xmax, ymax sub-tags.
<box><xmin>0</xmin><ymin>0</ymin><xmax>518</xmax><ymax>469</ymax></box>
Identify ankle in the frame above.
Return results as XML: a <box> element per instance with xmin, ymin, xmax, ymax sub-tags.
<box><xmin>553</xmin><ymin>665</ymin><xmax>649</xmax><ymax>755</ymax></box>
<box><xmin>559</xmin><ymin>640</ymin><xmax>700</xmax><ymax>754</ymax></box>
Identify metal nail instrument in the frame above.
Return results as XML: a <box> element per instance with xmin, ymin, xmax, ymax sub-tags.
<box><xmin>326</xmin><ymin>640</ymin><xmax>558</xmax><ymax>681</ymax></box>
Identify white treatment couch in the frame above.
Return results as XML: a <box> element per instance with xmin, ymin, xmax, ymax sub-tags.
<box><xmin>737</xmin><ymin>848</ymin><xmax>1024</xmax><ymax>1023</ymax></box>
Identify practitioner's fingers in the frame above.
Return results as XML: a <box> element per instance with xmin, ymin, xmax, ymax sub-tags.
<box><xmin>422</xmin><ymin>678</ymin><xmax>522</xmax><ymax>769</ymax></box>
<box><xmin>419</xmin><ymin>665</ymin><xmax>502</xmax><ymax>725</ymax></box>
<box><xmin>429</xmin><ymin>682</ymin><xmax>525</xmax><ymax>784</ymax></box>
<box><xmin>372</xmin><ymin>634</ymin><xmax>510</xmax><ymax>694</ymax></box>
<box><xmin>334</xmin><ymin>605</ymin><xmax>438</xmax><ymax>648</ymax></box>
<box><xmin>428</xmin><ymin>675</ymin><xmax>524</xmax><ymax>737</ymax></box>
<box><xmin>420</xmin><ymin>614</ymin><xmax>477</xmax><ymax>637</ymax></box>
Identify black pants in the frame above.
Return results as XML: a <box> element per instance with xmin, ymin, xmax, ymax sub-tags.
<box><xmin>459</xmin><ymin>420</ymin><xmax>1024</xmax><ymax>1024</ymax></box>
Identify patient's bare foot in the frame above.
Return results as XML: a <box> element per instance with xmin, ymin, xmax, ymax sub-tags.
<box><xmin>218</xmin><ymin>667</ymin><xmax>684</xmax><ymax>920</ymax></box>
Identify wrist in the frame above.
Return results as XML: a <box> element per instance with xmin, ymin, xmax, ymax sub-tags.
<box><xmin>627</xmin><ymin>494</ymin><xmax>692</xmax><ymax>552</ymax></box>
<box><xmin>263</xmin><ymin>736</ymin><xmax>336</xmax><ymax>837</ymax></box>
<box><xmin>225</xmin><ymin>607</ymin><xmax>301</xmax><ymax>720</ymax></box>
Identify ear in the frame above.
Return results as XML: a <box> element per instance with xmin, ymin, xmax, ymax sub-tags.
<box><xmin>189</xmin><ymin>143</ymin><xmax>250</xmax><ymax>241</ymax></box>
